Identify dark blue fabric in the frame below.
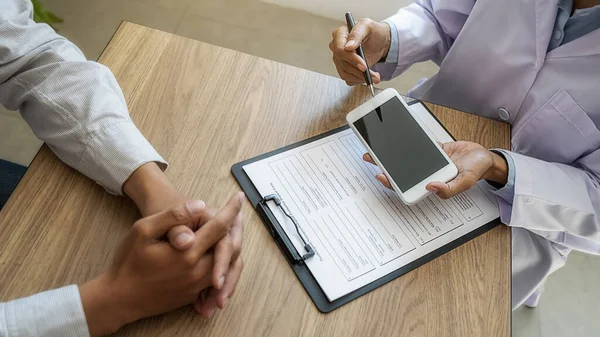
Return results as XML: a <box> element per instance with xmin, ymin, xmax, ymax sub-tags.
<box><xmin>0</xmin><ymin>159</ymin><xmax>27</xmax><ymax>210</ymax></box>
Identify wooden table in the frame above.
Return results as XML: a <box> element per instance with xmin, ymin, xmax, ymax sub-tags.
<box><xmin>0</xmin><ymin>23</ymin><xmax>511</xmax><ymax>337</ymax></box>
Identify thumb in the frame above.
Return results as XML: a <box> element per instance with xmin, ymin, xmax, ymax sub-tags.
<box><xmin>190</xmin><ymin>192</ymin><xmax>244</xmax><ymax>257</ymax></box>
<box><xmin>345</xmin><ymin>19</ymin><xmax>370</xmax><ymax>51</ymax></box>
<box><xmin>167</xmin><ymin>225</ymin><xmax>195</xmax><ymax>250</ymax></box>
<box><xmin>134</xmin><ymin>200</ymin><xmax>206</xmax><ymax>239</ymax></box>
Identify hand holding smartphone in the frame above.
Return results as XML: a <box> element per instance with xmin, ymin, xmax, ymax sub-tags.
<box><xmin>347</xmin><ymin>89</ymin><xmax>458</xmax><ymax>205</ymax></box>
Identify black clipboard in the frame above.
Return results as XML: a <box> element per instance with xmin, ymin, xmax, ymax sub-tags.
<box><xmin>231</xmin><ymin>100</ymin><xmax>501</xmax><ymax>313</ymax></box>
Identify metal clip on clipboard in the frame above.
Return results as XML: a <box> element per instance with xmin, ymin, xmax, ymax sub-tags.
<box><xmin>256</xmin><ymin>194</ymin><xmax>315</xmax><ymax>265</ymax></box>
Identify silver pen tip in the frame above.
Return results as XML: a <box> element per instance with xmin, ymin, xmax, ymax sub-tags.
<box><xmin>369</xmin><ymin>84</ymin><xmax>375</xmax><ymax>98</ymax></box>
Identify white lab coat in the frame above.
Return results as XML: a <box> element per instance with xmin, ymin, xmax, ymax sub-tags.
<box><xmin>372</xmin><ymin>0</ymin><xmax>600</xmax><ymax>308</ymax></box>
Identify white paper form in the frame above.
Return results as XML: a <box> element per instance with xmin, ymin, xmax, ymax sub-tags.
<box><xmin>243</xmin><ymin>102</ymin><xmax>500</xmax><ymax>301</ymax></box>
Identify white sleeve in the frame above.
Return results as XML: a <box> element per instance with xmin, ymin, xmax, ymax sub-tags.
<box><xmin>373</xmin><ymin>0</ymin><xmax>475</xmax><ymax>80</ymax></box>
<box><xmin>0</xmin><ymin>0</ymin><xmax>167</xmax><ymax>195</ymax></box>
<box><xmin>0</xmin><ymin>286</ymin><xmax>90</xmax><ymax>337</ymax></box>
<box><xmin>504</xmin><ymin>151</ymin><xmax>600</xmax><ymax>254</ymax></box>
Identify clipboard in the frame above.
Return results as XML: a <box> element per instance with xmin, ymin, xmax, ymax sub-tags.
<box><xmin>231</xmin><ymin>100</ymin><xmax>501</xmax><ymax>313</ymax></box>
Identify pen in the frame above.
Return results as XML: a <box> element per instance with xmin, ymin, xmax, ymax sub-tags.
<box><xmin>345</xmin><ymin>12</ymin><xmax>376</xmax><ymax>98</ymax></box>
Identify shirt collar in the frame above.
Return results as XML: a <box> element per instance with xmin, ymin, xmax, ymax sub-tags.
<box><xmin>557</xmin><ymin>0</ymin><xmax>573</xmax><ymax>14</ymax></box>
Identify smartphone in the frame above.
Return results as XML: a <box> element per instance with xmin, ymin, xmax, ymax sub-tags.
<box><xmin>346</xmin><ymin>88</ymin><xmax>458</xmax><ymax>205</ymax></box>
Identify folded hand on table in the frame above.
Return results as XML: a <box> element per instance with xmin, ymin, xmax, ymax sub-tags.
<box><xmin>123</xmin><ymin>163</ymin><xmax>245</xmax><ymax>319</ymax></box>
<box><xmin>80</xmin><ymin>192</ymin><xmax>245</xmax><ymax>336</ymax></box>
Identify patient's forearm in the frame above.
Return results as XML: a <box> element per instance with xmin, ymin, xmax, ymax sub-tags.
<box><xmin>123</xmin><ymin>162</ymin><xmax>187</xmax><ymax>217</ymax></box>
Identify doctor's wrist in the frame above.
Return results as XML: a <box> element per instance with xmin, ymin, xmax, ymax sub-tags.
<box><xmin>482</xmin><ymin>151</ymin><xmax>509</xmax><ymax>186</ymax></box>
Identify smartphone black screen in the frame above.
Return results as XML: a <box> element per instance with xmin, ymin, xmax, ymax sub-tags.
<box><xmin>353</xmin><ymin>97</ymin><xmax>449</xmax><ymax>192</ymax></box>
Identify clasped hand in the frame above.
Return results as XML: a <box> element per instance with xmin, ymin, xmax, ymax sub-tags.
<box><xmin>80</xmin><ymin>192</ymin><xmax>245</xmax><ymax>336</ymax></box>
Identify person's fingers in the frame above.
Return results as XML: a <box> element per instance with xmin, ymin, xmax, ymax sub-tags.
<box><xmin>330</xmin><ymin>25</ymin><xmax>349</xmax><ymax>53</ymax></box>
<box><xmin>340</xmin><ymin>58</ymin><xmax>369</xmax><ymax>80</ymax></box>
<box><xmin>334</xmin><ymin>56</ymin><xmax>381</xmax><ymax>86</ymax></box>
<box><xmin>333</xmin><ymin>57</ymin><xmax>363</xmax><ymax>85</ymax></box>
<box><xmin>340</xmin><ymin>59</ymin><xmax>381</xmax><ymax>84</ymax></box>
<box><xmin>363</xmin><ymin>153</ymin><xmax>376</xmax><ymax>165</ymax></box>
<box><xmin>166</xmin><ymin>225</ymin><xmax>195</xmax><ymax>250</ymax></box>
<box><xmin>189</xmin><ymin>192</ymin><xmax>244</xmax><ymax>259</ymax></box>
<box><xmin>338</xmin><ymin>67</ymin><xmax>381</xmax><ymax>87</ymax></box>
<box><xmin>427</xmin><ymin>172</ymin><xmax>478</xmax><ymax>199</ymax></box>
<box><xmin>229</xmin><ymin>213</ymin><xmax>244</xmax><ymax>262</ymax></box>
<box><xmin>376</xmin><ymin>174</ymin><xmax>393</xmax><ymax>190</ymax></box>
<box><xmin>190</xmin><ymin>261</ymin><xmax>213</xmax><ymax>316</ymax></box>
<box><xmin>212</xmin><ymin>234</ymin><xmax>233</xmax><ymax>290</ymax></box>
<box><xmin>196</xmin><ymin>274</ymin><xmax>212</xmax><ymax>294</ymax></box>
<box><xmin>211</xmin><ymin>211</ymin><xmax>243</xmax><ymax>288</ymax></box>
<box><xmin>213</xmin><ymin>213</ymin><xmax>244</xmax><ymax>290</ymax></box>
<box><xmin>195</xmin><ymin>256</ymin><xmax>244</xmax><ymax>318</ymax></box>
<box><xmin>340</xmin><ymin>70</ymin><xmax>364</xmax><ymax>86</ymax></box>
<box><xmin>363</xmin><ymin>154</ymin><xmax>393</xmax><ymax>189</ymax></box>
<box><xmin>349</xmin><ymin>68</ymin><xmax>380</xmax><ymax>85</ymax></box>
<box><xmin>197</xmin><ymin>207</ymin><xmax>218</xmax><ymax>228</ymax></box>
<box><xmin>345</xmin><ymin>18</ymin><xmax>372</xmax><ymax>51</ymax></box>
<box><xmin>214</xmin><ymin>257</ymin><xmax>244</xmax><ymax>309</ymax></box>
<box><xmin>194</xmin><ymin>287</ymin><xmax>218</xmax><ymax>318</ymax></box>
<box><xmin>133</xmin><ymin>200</ymin><xmax>205</xmax><ymax>239</ymax></box>
<box><xmin>191</xmin><ymin>253</ymin><xmax>214</xmax><ymax>288</ymax></box>
<box><xmin>371</xmin><ymin>70</ymin><xmax>382</xmax><ymax>84</ymax></box>
<box><xmin>331</xmin><ymin>28</ymin><xmax>367</xmax><ymax>69</ymax></box>
<box><xmin>213</xmin><ymin>206</ymin><xmax>244</xmax><ymax>289</ymax></box>
<box><xmin>193</xmin><ymin>290</ymin><xmax>208</xmax><ymax>317</ymax></box>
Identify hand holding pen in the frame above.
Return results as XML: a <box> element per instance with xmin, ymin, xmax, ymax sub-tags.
<box><xmin>329</xmin><ymin>15</ymin><xmax>392</xmax><ymax>91</ymax></box>
<box><xmin>344</xmin><ymin>12</ymin><xmax>376</xmax><ymax>97</ymax></box>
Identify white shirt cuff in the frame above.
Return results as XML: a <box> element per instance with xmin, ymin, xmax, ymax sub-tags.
<box><xmin>78</xmin><ymin>121</ymin><xmax>168</xmax><ymax>195</ymax></box>
<box><xmin>3</xmin><ymin>285</ymin><xmax>90</xmax><ymax>337</ymax></box>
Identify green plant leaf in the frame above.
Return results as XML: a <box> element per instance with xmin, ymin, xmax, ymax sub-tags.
<box><xmin>30</xmin><ymin>0</ymin><xmax>63</xmax><ymax>30</ymax></box>
<box><xmin>46</xmin><ymin>11</ymin><xmax>64</xmax><ymax>23</ymax></box>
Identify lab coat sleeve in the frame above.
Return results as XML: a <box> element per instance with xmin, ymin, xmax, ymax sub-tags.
<box><xmin>0</xmin><ymin>286</ymin><xmax>90</xmax><ymax>337</ymax></box>
<box><xmin>501</xmin><ymin>150</ymin><xmax>600</xmax><ymax>254</ymax></box>
<box><xmin>0</xmin><ymin>0</ymin><xmax>167</xmax><ymax>195</ymax></box>
<box><xmin>372</xmin><ymin>0</ymin><xmax>475</xmax><ymax>81</ymax></box>
<box><xmin>485</xmin><ymin>150</ymin><xmax>517</xmax><ymax>224</ymax></box>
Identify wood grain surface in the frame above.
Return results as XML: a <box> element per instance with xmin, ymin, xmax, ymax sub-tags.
<box><xmin>0</xmin><ymin>22</ymin><xmax>511</xmax><ymax>337</ymax></box>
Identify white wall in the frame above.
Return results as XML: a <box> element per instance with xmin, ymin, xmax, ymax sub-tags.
<box><xmin>262</xmin><ymin>0</ymin><xmax>411</xmax><ymax>21</ymax></box>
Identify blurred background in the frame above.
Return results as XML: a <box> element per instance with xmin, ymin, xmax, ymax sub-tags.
<box><xmin>1</xmin><ymin>1</ymin><xmax>599</xmax><ymax>336</ymax></box>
